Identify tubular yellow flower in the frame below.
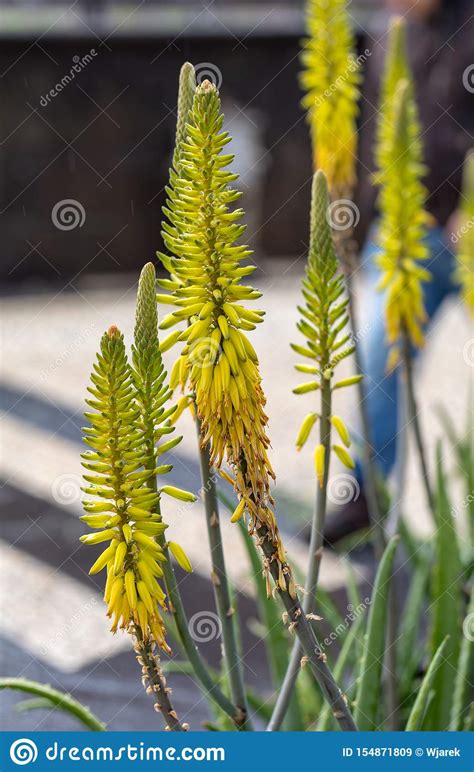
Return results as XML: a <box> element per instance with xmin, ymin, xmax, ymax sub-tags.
<box><xmin>299</xmin><ymin>0</ymin><xmax>361</xmax><ymax>194</ymax></box>
<box><xmin>81</xmin><ymin>326</ymin><xmax>171</xmax><ymax>653</ymax></box>
<box><xmin>453</xmin><ymin>150</ymin><xmax>474</xmax><ymax>316</ymax></box>
<box><xmin>158</xmin><ymin>79</ymin><xmax>289</xmax><ymax>589</ymax></box>
<box><xmin>375</xmin><ymin>19</ymin><xmax>431</xmax><ymax>363</ymax></box>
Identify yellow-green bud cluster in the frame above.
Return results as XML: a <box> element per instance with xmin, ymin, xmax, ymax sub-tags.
<box><xmin>292</xmin><ymin>171</ymin><xmax>360</xmax><ymax>474</ymax></box>
<box><xmin>81</xmin><ymin>327</ymin><xmax>171</xmax><ymax>651</ymax></box>
<box><xmin>300</xmin><ymin>0</ymin><xmax>361</xmax><ymax>195</ymax></box>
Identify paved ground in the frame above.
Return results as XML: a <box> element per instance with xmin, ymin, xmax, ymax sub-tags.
<box><xmin>0</xmin><ymin>261</ymin><xmax>471</xmax><ymax>730</ymax></box>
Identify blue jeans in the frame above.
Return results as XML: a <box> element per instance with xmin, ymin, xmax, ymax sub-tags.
<box><xmin>354</xmin><ymin>225</ymin><xmax>457</xmax><ymax>482</ymax></box>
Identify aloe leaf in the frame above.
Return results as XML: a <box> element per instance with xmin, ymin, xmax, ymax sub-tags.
<box><xmin>405</xmin><ymin>637</ymin><xmax>449</xmax><ymax>730</ymax></box>
<box><xmin>423</xmin><ymin>445</ymin><xmax>462</xmax><ymax>729</ymax></box>
<box><xmin>397</xmin><ymin>548</ymin><xmax>431</xmax><ymax>697</ymax></box>
<box><xmin>353</xmin><ymin>535</ymin><xmax>399</xmax><ymax>730</ymax></box>
<box><xmin>0</xmin><ymin>678</ymin><xmax>105</xmax><ymax>731</ymax></box>
<box><xmin>449</xmin><ymin>587</ymin><xmax>474</xmax><ymax>730</ymax></box>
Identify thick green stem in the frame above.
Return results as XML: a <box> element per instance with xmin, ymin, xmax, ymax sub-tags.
<box><xmin>401</xmin><ymin>327</ymin><xmax>435</xmax><ymax>516</ymax></box>
<box><xmin>195</xmin><ymin>417</ymin><xmax>251</xmax><ymax>730</ymax></box>
<box><xmin>267</xmin><ymin>379</ymin><xmax>332</xmax><ymax>731</ymax></box>
<box><xmin>133</xmin><ymin>625</ymin><xmax>185</xmax><ymax>731</ymax></box>
<box><xmin>257</xmin><ymin>521</ymin><xmax>357</xmax><ymax>732</ymax></box>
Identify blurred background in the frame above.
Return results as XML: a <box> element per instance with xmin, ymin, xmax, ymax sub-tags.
<box><xmin>0</xmin><ymin>0</ymin><xmax>472</xmax><ymax>730</ymax></box>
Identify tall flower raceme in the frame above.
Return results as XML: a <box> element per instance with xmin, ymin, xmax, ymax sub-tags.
<box><xmin>453</xmin><ymin>150</ymin><xmax>474</xmax><ymax>316</ymax></box>
<box><xmin>80</xmin><ymin>278</ymin><xmax>196</xmax><ymax>725</ymax></box>
<box><xmin>299</xmin><ymin>0</ymin><xmax>361</xmax><ymax>196</ymax></box>
<box><xmin>375</xmin><ymin>19</ymin><xmax>432</xmax><ymax>368</ymax></box>
<box><xmin>292</xmin><ymin>170</ymin><xmax>361</xmax><ymax>480</ymax></box>
<box><xmin>81</xmin><ymin>326</ymin><xmax>172</xmax><ymax>652</ymax></box>
<box><xmin>157</xmin><ymin>79</ymin><xmax>289</xmax><ymax>594</ymax></box>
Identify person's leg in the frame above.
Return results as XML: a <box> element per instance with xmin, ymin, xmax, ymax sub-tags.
<box><xmin>355</xmin><ymin>224</ymin><xmax>457</xmax><ymax>480</ymax></box>
<box><xmin>325</xmin><ymin>224</ymin><xmax>457</xmax><ymax>543</ymax></box>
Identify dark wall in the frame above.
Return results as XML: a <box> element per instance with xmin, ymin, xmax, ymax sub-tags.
<box><xmin>0</xmin><ymin>36</ymin><xmax>312</xmax><ymax>285</ymax></box>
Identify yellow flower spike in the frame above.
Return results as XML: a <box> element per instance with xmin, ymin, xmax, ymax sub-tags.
<box><xmin>296</xmin><ymin>412</ymin><xmax>318</xmax><ymax>451</ymax></box>
<box><xmin>330</xmin><ymin>415</ymin><xmax>351</xmax><ymax>448</ymax></box>
<box><xmin>333</xmin><ymin>444</ymin><xmax>355</xmax><ymax>470</ymax></box>
<box><xmin>81</xmin><ymin>324</ymin><xmax>177</xmax><ymax>655</ymax></box>
<box><xmin>374</xmin><ymin>19</ymin><xmax>431</xmax><ymax>363</ymax></box>
<box><xmin>299</xmin><ymin>0</ymin><xmax>361</xmax><ymax>195</ymax></box>
<box><xmin>314</xmin><ymin>444</ymin><xmax>325</xmax><ymax>488</ymax></box>
<box><xmin>168</xmin><ymin>541</ymin><xmax>193</xmax><ymax>573</ymax></box>
<box><xmin>157</xmin><ymin>79</ymin><xmax>288</xmax><ymax>583</ymax></box>
<box><xmin>230</xmin><ymin>498</ymin><xmax>246</xmax><ymax>523</ymax></box>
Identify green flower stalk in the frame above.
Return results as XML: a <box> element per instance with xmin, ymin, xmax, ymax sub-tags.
<box><xmin>300</xmin><ymin>0</ymin><xmax>360</xmax><ymax>195</ymax></box>
<box><xmin>269</xmin><ymin>170</ymin><xmax>360</xmax><ymax>731</ymax></box>
<box><xmin>453</xmin><ymin>150</ymin><xmax>474</xmax><ymax>316</ymax></box>
<box><xmin>159</xmin><ymin>77</ymin><xmax>357</xmax><ymax>732</ymax></box>
<box><xmin>375</xmin><ymin>18</ymin><xmax>431</xmax><ymax>368</ymax></box>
